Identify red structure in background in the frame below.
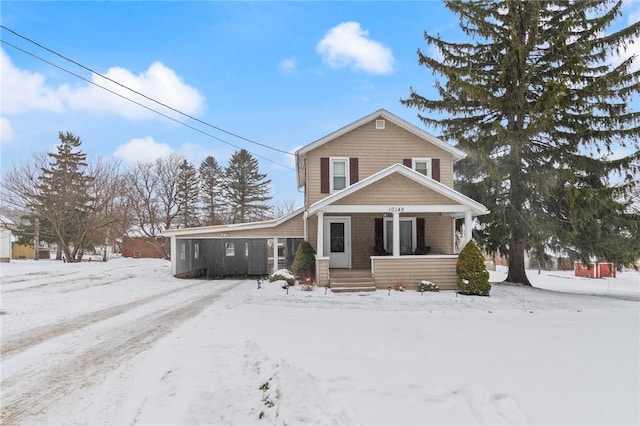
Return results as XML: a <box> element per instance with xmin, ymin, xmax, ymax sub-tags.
<box><xmin>574</xmin><ymin>261</ymin><xmax>616</xmax><ymax>278</ymax></box>
<box><xmin>121</xmin><ymin>237</ymin><xmax>169</xmax><ymax>259</ymax></box>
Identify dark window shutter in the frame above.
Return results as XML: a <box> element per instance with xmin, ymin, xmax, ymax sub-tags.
<box><xmin>350</xmin><ymin>157</ymin><xmax>359</xmax><ymax>185</ymax></box>
<box><xmin>416</xmin><ymin>217</ymin><xmax>425</xmax><ymax>248</ymax></box>
<box><xmin>403</xmin><ymin>158</ymin><xmax>412</xmax><ymax>168</ymax></box>
<box><xmin>374</xmin><ymin>218</ymin><xmax>384</xmax><ymax>251</ymax></box>
<box><xmin>431</xmin><ymin>158</ymin><xmax>440</xmax><ymax>182</ymax></box>
<box><xmin>320</xmin><ymin>157</ymin><xmax>329</xmax><ymax>193</ymax></box>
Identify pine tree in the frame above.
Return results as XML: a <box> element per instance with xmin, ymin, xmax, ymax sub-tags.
<box><xmin>199</xmin><ymin>156</ymin><xmax>224</xmax><ymax>226</ymax></box>
<box><xmin>402</xmin><ymin>0</ymin><xmax>640</xmax><ymax>285</ymax></box>
<box><xmin>34</xmin><ymin>131</ymin><xmax>94</xmax><ymax>262</ymax></box>
<box><xmin>176</xmin><ymin>159</ymin><xmax>200</xmax><ymax>228</ymax></box>
<box><xmin>224</xmin><ymin>149</ymin><xmax>272</xmax><ymax>223</ymax></box>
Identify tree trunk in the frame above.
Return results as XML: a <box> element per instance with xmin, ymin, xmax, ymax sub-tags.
<box><xmin>506</xmin><ymin>239</ymin><xmax>531</xmax><ymax>285</ymax></box>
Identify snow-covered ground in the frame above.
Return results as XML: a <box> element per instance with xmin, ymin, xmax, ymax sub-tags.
<box><xmin>1</xmin><ymin>258</ymin><xmax>638</xmax><ymax>425</ymax></box>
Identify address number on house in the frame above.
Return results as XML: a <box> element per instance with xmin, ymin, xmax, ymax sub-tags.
<box><xmin>388</xmin><ymin>206</ymin><xmax>405</xmax><ymax>212</ymax></box>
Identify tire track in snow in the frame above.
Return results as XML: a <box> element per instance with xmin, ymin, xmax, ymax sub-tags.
<box><xmin>2</xmin><ymin>280</ymin><xmax>208</xmax><ymax>359</ymax></box>
<box><xmin>0</xmin><ymin>280</ymin><xmax>242</xmax><ymax>426</ymax></box>
<box><xmin>1</xmin><ymin>263</ymin><xmax>141</xmax><ymax>292</ymax></box>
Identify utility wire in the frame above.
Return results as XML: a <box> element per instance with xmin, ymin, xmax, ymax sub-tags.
<box><xmin>0</xmin><ymin>25</ymin><xmax>295</xmax><ymax>157</ymax></box>
<box><xmin>1</xmin><ymin>39</ymin><xmax>295</xmax><ymax>170</ymax></box>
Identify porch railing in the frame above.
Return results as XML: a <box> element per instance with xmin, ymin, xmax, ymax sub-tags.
<box><xmin>371</xmin><ymin>255</ymin><xmax>459</xmax><ymax>290</ymax></box>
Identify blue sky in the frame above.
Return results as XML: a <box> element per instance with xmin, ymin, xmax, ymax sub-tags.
<box><xmin>1</xmin><ymin>1</ymin><xmax>639</xmax><ymax>208</ymax></box>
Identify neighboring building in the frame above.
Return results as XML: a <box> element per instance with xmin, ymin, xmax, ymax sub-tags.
<box><xmin>121</xmin><ymin>236</ymin><xmax>169</xmax><ymax>259</ymax></box>
<box><xmin>0</xmin><ymin>216</ymin><xmax>13</xmax><ymax>263</ymax></box>
<box><xmin>163</xmin><ymin>109</ymin><xmax>489</xmax><ymax>289</ymax></box>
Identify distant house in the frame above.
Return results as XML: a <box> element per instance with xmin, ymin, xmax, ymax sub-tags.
<box><xmin>163</xmin><ymin>109</ymin><xmax>489</xmax><ymax>289</ymax></box>
<box><xmin>0</xmin><ymin>216</ymin><xmax>13</xmax><ymax>263</ymax></box>
<box><xmin>121</xmin><ymin>236</ymin><xmax>169</xmax><ymax>259</ymax></box>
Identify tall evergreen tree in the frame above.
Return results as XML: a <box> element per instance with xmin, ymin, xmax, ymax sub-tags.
<box><xmin>402</xmin><ymin>0</ymin><xmax>640</xmax><ymax>284</ymax></box>
<box><xmin>34</xmin><ymin>131</ymin><xmax>94</xmax><ymax>262</ymax></box>
<box><xmin>224</xmin><ymin>149</ymin><xmax>272</xmax><ymax>223</ymax></box>
<box><xmin>199</xmin><ymin>156</ymin><xmax>224</xmax><ymax>226</ymax></box>
<box><xmin>176</xmin><ymin>159</ymin><xmax>200</xmax><ymax>228</ymax></box>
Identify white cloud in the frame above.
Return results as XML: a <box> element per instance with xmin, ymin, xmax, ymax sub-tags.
<box><xmin>114</xmin><ymin>137</ymin><xmax>174</xmax><ymax>164</ymax></box>
<box><xmin>67</xmin><ymin>62</ymin><xmax>205</xmax><ymax>119</ymax></box>
<box><xmin>0</xmin><ymin>48</ymin><xmax>66</xmax><ymax>114</ymax></box>
<box><xmin>279</xmin><ymin>58</ymin><xmax>297</xmax><ymax>73</ymax></box>
<box><xmin>0</xmin><ymin>47</ymin><xmax>205</xmax><ymax>119</ymax></box>
<box><xmin>317</xmin><ymin>22</ymin><xmax>395</xmax><ymax>75</ymax></box>
<box><xmin>0</xmin><ymin>117</ymin><xmax>14</xmax><ymax>145</ymax></box>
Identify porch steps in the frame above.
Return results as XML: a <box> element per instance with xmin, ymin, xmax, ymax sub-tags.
<box><xmin>329</xmin><ymin>273</ymin><xmax>376</xmax><ymax>293</ymax></box>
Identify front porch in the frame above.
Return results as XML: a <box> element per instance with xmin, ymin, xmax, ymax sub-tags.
<box><xmin>317</xmin><ymin>255</ymin><xmax>459</xmax><ymax>291</ymax></box>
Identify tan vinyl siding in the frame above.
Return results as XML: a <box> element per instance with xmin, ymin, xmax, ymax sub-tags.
<box><xmin>334</xmin><ymin>174</ymin><xmax>454</xmax><ymax>206</ymax></box>
<box><xmin>425</xmin><ymin>215</ymin><xmax>455</xmax><ymax>254</ymax></box>
<box><xmin>305</xmin><ymin>118</ymin><xmax>455</xmax><ymax>205</ymax></box>
<box><xmin>350</xmin><ymin>213</ymin><xmax>377</xmax><ymax>268</ymax></box>
<box><xmin>372</xmin><ymin>255</ymin><xmax>459</xmax><ymax>289</ymax></box>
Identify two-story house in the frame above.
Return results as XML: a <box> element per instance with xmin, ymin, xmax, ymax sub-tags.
<box><xmin>163</xmin><ymin>109</ymin><xmax>488</xmax><ymax>289</ymax></box>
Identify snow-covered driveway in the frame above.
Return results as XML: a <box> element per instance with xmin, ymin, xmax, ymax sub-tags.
<box><xmin>1</xmin><ymin>259</ymin><xmax>242</xmax><ymax>425</ymax></box>
<box><xmin>1</xmin><ymin>258</ymin><xmax>638</xmax><ymax>425</ymax></box>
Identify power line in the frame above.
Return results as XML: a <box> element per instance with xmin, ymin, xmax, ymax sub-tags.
<box><xmin>0</xmin><ymin>25</ymin><xmax>296</xmax><ymax>157</ymax></box>
<box><xmin>1</xmin><ymin>40</ymin><xmax>295</xmax><ymax>171</ymax></box>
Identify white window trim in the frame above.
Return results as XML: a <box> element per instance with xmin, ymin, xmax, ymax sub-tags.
<box><xmin>225</xmin><ymin>242</ymin><xmax>235</xmax><ymax>256</ymax></box>
<box><xmin>194</xmin><ymin>242</ymin><xmax>200</xmax><ymax>259</ymax></box>
<box><xmin>329</xmin><ymin>157</ymin><xmax>349</xmax><ymax>193</ymax></box>
<box><xmin>383</xmin><ymin>217</ymin><xmax>417</xmax><ymax>254</ymax></box>
<box><xmin>180</xmin><ymin>242</ymin><xmax>186</xmax><ymax>261</ymax></box>
<box><xmin>412</xmin><ymin>158</ymin><xmax>432</xmax><ymax>178</ymax></box>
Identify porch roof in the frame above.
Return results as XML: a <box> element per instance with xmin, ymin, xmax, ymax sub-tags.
<box><xmin>307</xmin><ymin>164</ymin><xmax>489</xmax><ymax>217</ymax></box>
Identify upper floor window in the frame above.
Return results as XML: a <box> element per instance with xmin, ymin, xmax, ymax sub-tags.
<box><xmin>412</xmin><ymin>158</ymin><xmax>432</xmax><ymax>178</ymax></box>
<box><xmin>330</xmin><ymin>157</ymin><xmax>349</xmax><ymax>192</ymax></box>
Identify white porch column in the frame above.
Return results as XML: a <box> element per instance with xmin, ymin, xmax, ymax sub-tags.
<box><xmin>464</xmin><ymin>211</ymin><xmax>473</xmax><ymax>244</ymax></box>
<box><xmin>392</xmin><ymin>212</ymin><xmax>400</xmax><ymax>256</ymax></box>
<box><xmin>316</xmin><ymin>211</ymin><xmax>324</xmax><ymax>257</ymax></box>
<box><xmin>272</xmin><ymin>237</ymin><xmax>279</xmax><ymax>273</ymax></box>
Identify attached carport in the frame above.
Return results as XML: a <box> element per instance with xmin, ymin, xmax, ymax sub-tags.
<box><xmin>162</xmin><ymin>209</ymin><xmax>305</xmax><ymax>279</ymax></box>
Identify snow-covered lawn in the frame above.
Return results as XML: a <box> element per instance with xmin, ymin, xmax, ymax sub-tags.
<box><xmin>1</xmin><ymin>258</ymin><xmax>638</xmax><ymax>425</ymax></box>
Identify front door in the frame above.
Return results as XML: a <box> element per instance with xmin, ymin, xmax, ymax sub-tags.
<box><xmin>324</xmin><ymin>217</ymin><xmax>351</xmax><ymax>268</ymax></box>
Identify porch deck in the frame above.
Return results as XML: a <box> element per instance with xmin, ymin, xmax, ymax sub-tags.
<box><xmin>317</xmin><ymin>255</ymin><xmax>460</xmax><ymax>291</ymax></box>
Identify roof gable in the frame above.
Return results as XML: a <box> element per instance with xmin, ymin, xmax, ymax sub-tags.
<box><xmin>296</xmin><ymin>109</ymin><xmax>466</xmax><ymax>188</ymax></box>
<box><xmin>307</xmin><ymin>164</ymin><xmax>488</xmax><ymax>216</ymax></box>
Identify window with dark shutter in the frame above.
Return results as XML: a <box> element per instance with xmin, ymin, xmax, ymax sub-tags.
<box><xmin>416</xmin><ymin>217</ymin><xmax>425</xmax><ymax>248</ymax></box>
<box><xmin>403</xmin><ymin>159</ymin><xmax>412</xmax><ymax>167</ymax></box>
<box><xmin>374</xmin><ymin>218</ymin><xmax>384</xmax><ymax>253</ymax></box>
<box><xmin>432</xmin><ymin>159</ymin><xmax>440</xmax><ymax>182</ymax></box>
<box><xmin>320</xmin><ymin>157</ymin><xmax>329</xmax><ymax>193</ymax></box>
<box><xmin>350</xmin><ymin>158</ymin><xmax>359</xmax><ymax>184</ymax></box>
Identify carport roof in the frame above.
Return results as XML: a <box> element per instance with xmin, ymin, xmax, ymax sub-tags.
<box><xmin>161</xmin><ymin>208</ymin><xmax>304</xmax><ymax>238</ymax></box>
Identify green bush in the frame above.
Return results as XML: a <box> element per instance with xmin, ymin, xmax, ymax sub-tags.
<box><xmin>456</xmin><ymin>240</ymin><xmax>491</xmax><ymax>296</ymax></box>
<box><xmin>291</xmin><ymin>240</ymin><xmax>316</xmax><ymax>279</ymax></box>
